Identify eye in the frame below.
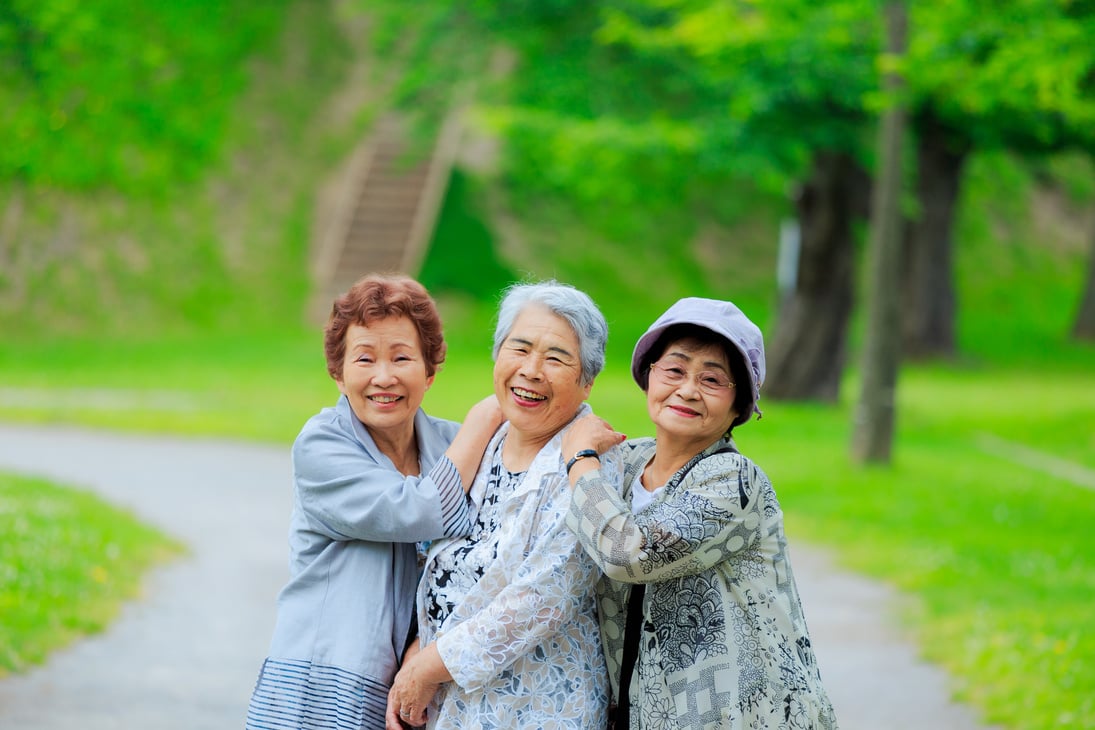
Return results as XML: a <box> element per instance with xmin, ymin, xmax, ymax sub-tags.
<box><xmin>355</xmin><ymin>354</ymin><xmax>374</xmax><ymax>364</ymax></box>
<box><xmin>700</xmin><ymin>373</ymin><xmax>726</xmax><ymax>388</ymax></box>
<box><xmin>665</xmin><ymin>366</ymin><xmax>687</xmax><ymax>379</ymax></box>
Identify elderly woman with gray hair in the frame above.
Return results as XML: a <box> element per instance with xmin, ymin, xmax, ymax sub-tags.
<box><xmin>562</xmin><ymin>297</ymin><xmax>839</xmax><ymax>730</ymax></box>
<box><xmin>386</xmin><ymin>280</ymin><xmax>615</xmax><ymax>730</ymax></box>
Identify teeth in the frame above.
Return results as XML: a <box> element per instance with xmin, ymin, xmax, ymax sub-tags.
<box><xmin>369</xmin><ymin>395</ymin><xmax>401</xmax><ymax>403</ymax></box>
<box><xmin>512</xmin><ymin>387</ymin><xmax>546</xmax><ymax>401</ymax></box>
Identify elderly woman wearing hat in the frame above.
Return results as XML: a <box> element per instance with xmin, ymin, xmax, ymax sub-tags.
<box><xmin>561</xmin><ymin>297</ymin><xmax>839</xmax><ymax>730</ymax></box>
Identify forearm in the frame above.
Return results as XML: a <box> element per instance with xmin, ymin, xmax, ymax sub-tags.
<box><xmin>408</xmin><ymin>641</ymin><xmax>452</xmax><ymax>685</ymax></box>
<box><xmin>444</xmin><ymin>396</ymin><xmax>503</xmax><ymax>491</ymax></box>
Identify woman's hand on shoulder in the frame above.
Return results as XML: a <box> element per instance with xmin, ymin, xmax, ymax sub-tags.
<box><xmin>562</xmin><ymin>414</ymin><xmax>626</xmax><ymax>466</ymax></box>
<box><xmin>463</xmin><ymin>394</ymin><xmax>505</xmax><ymax>433</ymax></box>
<box><xmin>446</xmin><ymin>396</ymin><xmax>506</xmax><ymax>491</ymax></box>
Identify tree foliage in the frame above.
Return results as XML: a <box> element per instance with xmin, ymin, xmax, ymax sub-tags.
<box><xmin>0</xmin><ymin>0</ymin><xmax>290</xmax><ymax>191</ymax></box>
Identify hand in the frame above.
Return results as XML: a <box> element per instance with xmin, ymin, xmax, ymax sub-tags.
<box><xmin>463</xmin><ymin>394</ymin><xmax>505</xmax><ymax>433</ymax></box>
<box><xmin>386</xmin><ymin>671</ymin><xmax>431</xmax><ymax>729</ymax></box>
<box><xmin>385</xmin><ymin>642</ymin><xmax>451</xmax><ymax>729</ymax></box>
<box><xmin>561</xmin><ymin>414</ymin><xmax>626</xmax><ymax>464</ymax></box>
<box><xmin>446</xmin><ymin>395</ymin><xmax>506</xmax><ymax>492</ymax></box>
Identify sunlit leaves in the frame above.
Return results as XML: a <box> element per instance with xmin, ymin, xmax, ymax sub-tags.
<box><xmin>0</xmin><ymin>0</ymin><xmax>289</xmax><ymax>191</ymax></box>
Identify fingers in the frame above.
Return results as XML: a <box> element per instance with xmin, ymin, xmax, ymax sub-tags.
<box><xmin>385</xmin><ymin>688</ymin><xmax>405</xmax><ymax>730</ymax></box>
<box><xmin>386</xmin><ymin>696</ymin><xmax>425</xmax><ymax>729</ymax></box>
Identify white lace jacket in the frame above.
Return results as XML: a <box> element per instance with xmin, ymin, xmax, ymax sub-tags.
<box><xmin>417</xmin><ymin>405</ymin><xmax>612</xmax><ymax>729</ymax></box>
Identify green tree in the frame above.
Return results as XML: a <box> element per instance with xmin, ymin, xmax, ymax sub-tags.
<box><xmin>580</xmin><ymin>0</ymin><xmax>1095</xmax><ymax>378</ymax></box>
<box><xmin>0</xmin><ymin>0</ymin><xmax>287</xmax><ymax>191</ymax></box>
<box><xmin>853</xmin><ymin>0</ymin><xmax>908</xmax><ymax>464</ymax></box>
<box><xmin>900</xmin><ymin>0</ymin><xmax>1095</xmax><ymax>357</ymax></box>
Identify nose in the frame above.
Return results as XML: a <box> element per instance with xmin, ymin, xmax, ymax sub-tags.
<box><xmin>676</xmin><ymin>374</ymin><xmax>702</xmax><ymax>399</ymax></box>
<box><xmin>371</xmin><ymin>361</ymin><xmax>398</xmax><ymax>386</ymax></box>
<box><xmin>517</xmin><ymin>353</ymin><xmax>544</xmax><ymax>380</ymax></box>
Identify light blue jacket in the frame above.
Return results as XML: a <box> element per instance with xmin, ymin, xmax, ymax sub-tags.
<box><xmin>264</xmin><ymin>394</ymin><xmax>469</xmax><ymax>687</ymax></box>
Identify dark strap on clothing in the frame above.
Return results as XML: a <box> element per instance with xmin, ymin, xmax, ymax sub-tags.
<box><xmin>615</xmin><ymin>582</ymin><xmax>645</xmax><ymax>730</ymax></box>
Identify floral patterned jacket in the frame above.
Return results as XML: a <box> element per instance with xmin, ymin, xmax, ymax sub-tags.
<box><xmin>566</xmin><ymin>436</ymin><xmax>839</xmax><ymax>730</ymax></box>
<box><xmin>417</xmin><ymin>404</ymin><xmax>612</xmax><ymax>729</ymax></box>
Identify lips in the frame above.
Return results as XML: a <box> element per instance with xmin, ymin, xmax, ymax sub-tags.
<box><xmin>511</xmin><ymin>386</ymin><xmax>546</xmax><ymax>403</ymax></box>
<box><xmin>368</xmin><ymin>394</ymin><xmax>403</xmax><ymax>404</ymax></box>
<box><xmin>669</xmin><ymin>404</ymin><xmax>700</xmax><ymax>417</ymax></box>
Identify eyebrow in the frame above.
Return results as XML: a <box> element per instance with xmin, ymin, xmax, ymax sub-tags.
<box><xmin>348</xmin><ymin>338</ymin><xmax>415</xmax><ymax>350</ymax></box>
<box><xmin>664</xmin><ymin>350</ymin><xmax>728</xmax><ymax>372</ymax></box>
<box><xmin>507</xmin><ymin>336</ymin><xmax>576</xmax><ymax>360</ymax></box>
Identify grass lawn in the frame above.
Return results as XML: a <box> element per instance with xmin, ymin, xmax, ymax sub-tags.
<box><xmin>1</xmin><ymin>328</ymin><xmax>1093</xmax><ymax>729</ymax></box>
<box><xmin>0</xmin><ymin>471</ymin><xmax>183</xmax><ymax>676</ymax></box>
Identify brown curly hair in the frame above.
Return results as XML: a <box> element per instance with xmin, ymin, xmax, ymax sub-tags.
<box><xmin>323</xmin><ymin>273</ymin><xmax>446</xmax><ymax>381</ymax></box>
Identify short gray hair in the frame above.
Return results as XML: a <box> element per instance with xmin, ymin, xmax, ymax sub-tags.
<box><xmin>492</xmin><ymin>280</ymin><xmax>608</xmax><ymax>387</ymax></box>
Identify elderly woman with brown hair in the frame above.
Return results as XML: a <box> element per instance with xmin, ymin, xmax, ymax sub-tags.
<box><xmin>562</xmin><ymin>297</ymin><xmax>839</xmax><ymax>730</ymax></box>
<box><xmin>246</xmin><ymin>273</ymin><xmax>501</xmax><ymax>730</ymax></box>
<box><xmin>386</xmin><ymin>280</ymin><xmax>615</xmax><ymax>730</ymax></box>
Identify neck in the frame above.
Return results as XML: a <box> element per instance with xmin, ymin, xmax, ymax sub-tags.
<box><xmin>370</xmin><ymin>423</ymin><xmax>420</xmax><ymax>476</ymax></box>
<box><xmin>645</xmin><ymin>433</ymin><xmax>721</xmax><ymax>489</ymax></box>
<box><xmin>501</xmin><ymin>428</ymin><xmax>553</xmax><ymax>472</ymax></box>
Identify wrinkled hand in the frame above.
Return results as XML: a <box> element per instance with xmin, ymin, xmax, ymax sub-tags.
<box><xmin>562</xmin><ymin>414</ymin><xmax>626</xmax><ymax>464</ymax></box>
<box><xmin>464</xmin><ymin>394</ymin><xmax>505</xmax><ymax>433</ymax></box>
<box><xmin>385</xmin><ymin>643</ymin><xmax>450</xmax><ymax>730</ymax></box>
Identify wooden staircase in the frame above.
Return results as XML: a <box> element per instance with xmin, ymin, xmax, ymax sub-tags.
<box><xmin>310</xmin><ymin>112</ymin><xmax>462</xmax><ymax>320</ymax></box>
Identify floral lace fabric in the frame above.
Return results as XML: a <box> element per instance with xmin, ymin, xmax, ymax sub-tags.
<box><xmin>417</xmin><ymin>410</ymin><xmax>611</xmax><ymax>729</ymax></box>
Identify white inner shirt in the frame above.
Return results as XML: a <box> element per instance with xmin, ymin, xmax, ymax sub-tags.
<box><xmin>629</xmin><ymin>472</ymin><xmax>663</xmax><ymax>513</ymax></box>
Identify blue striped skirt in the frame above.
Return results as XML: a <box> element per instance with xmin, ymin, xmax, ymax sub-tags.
<box><xmin>246</xmin><ymin>657</ymin><xmax>389</xmax><ymax>730</ymax></box>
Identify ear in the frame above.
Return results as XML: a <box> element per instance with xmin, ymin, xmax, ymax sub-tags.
<box><xmin>580</xmin><ymin>378</ymin><xmax>594</xmax><ymax>400</ymax></box>
<box><xmin>425</xmin><ymin>373</ymin><xmax>436</xmax><ymax>391</ymax></box>
<box><xmin>335</xmin><ymin>377</ymin><xmax>348</xmax><ymax>396</ymax></box>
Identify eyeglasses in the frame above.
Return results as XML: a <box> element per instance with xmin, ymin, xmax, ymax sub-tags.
<box><xmin>649</xmin><ymin>360</ymin><xmax>735</xmax><ymax>395</ymax></box>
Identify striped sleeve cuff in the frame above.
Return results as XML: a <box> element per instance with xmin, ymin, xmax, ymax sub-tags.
<box><xmin>429</xmin><ymin>456</ymin><xmax>471</xmax><ymax>537</ymax></box>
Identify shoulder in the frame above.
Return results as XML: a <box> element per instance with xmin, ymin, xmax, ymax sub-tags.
<box><xmin>621</xmin><ymin>436</ymin><xmax>656</xmax><ymax>460</ymax></box>
<box><xmin>291</xmin><ymin>401</ymin><xmax>365</xmax><ymax>467</ymax></box>
<box><xmin>418</xmin><ymin>411</ymin><xmax>461</xmax><ymax>441</ymax></box>
<box><xmin>690</xmin><ymin>448</ymin><xmax>773</xmax><ymax>495</ymax></box>
<box><xmin>294</xmin><ymin>402</ymin><xmax>347</xmax><ymax>447</ymax></box>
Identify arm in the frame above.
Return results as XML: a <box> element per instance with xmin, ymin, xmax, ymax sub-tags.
<box><xmin>443</xmin><ymin>395</ymin><xmax>504</xmax><ymax>492</ymax></box>
<box><xmin>433</xmin><ymin>474</ymin><xmax>601</xmax><ymax>691</ymax></box>
<box><xmin>560</xmin><ymin>413</ymin><xmax>626</xmax><ymax>485</ymax></box>
<box><xmin>293</xmin><ymin>421</ymin><xmax>470</xmax><ymax>543</ymax></box>
<box><xmin>386</xmin><ymin>641</ymin><xmax>449</xmax><ymax>729</ymax></box>
<box><xmin>567</xmin><ymin>451</ymin><xmax>766</xmax><ymax>583</ymax></box>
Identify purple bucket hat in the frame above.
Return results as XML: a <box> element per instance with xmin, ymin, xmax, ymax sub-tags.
<box><xmin>631</xmin><ymin>297</ymin><xmax>766</xmax><ymax>423</ymax></box>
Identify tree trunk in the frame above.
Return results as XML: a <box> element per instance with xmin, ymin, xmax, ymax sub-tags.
<box><xmin>901</xmin><ymin>110</ymin><xmax>970</xmax><ymax>359</ymax></box>
<box><xmin>765</xmin><ymin>151</ymin><xmax>870</xmax><ymax>402</ymax></box>
<box><xmin>1073</xmin><ymin>218</ymin><xmax>1095</xmax><ymax>341</ymax></box>
<box><xmin>853</xmin><ymin>0</ymin><xmax>908</xmax><ymax>465</ymax></box>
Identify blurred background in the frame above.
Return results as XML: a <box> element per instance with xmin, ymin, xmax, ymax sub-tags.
<box><xmin>1</xmin><ymin>1</ymin><xmax>1093</xmax><ymax>728</ymax></box>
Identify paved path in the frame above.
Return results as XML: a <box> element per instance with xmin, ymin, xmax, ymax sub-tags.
<box><xmin>0</xmin><ymin>423</ymin><xmax>1000</xmax><ymax>729</ymax></box>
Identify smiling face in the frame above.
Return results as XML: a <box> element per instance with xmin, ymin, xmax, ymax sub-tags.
<box><xmin>646</xmin><ymin>337</ymin><xmax>739</xmax><ymax>452</ymax></box>
<box><xmin>493</xmin><ymin>304</ymin><xmax>592</xmax><ymax>451</ymax></box>
<box><xmin>336</xmin><ymin>316</ymin><xmax>434</xmax><ymax>442</ymax></box>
